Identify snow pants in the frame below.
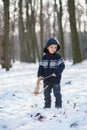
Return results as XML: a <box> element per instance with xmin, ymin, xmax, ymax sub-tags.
<box><xmin>44</xmin><ymin>83</ymin><xmax>62</xmax><ymax>108</ymax></box>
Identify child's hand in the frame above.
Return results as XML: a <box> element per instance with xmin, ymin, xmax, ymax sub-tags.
<box><xmin>52</xmin><ymin>73</ymin><xmax>56</xmax><ymax>77</ymax></box>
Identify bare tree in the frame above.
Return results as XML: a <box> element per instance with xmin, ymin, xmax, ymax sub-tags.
<box><xmin>25</xmin><ymin>0</ymin><xmax>33</xmax><ymax>62</ymax></box>
<box><xmin>53</xmin><ymin>0</ymin><xmax>65</xmax><ymax>58</ymax></box>
<box><xmin>23</xmin><ymin>0</ymin><xmax>40</xmax><ymax>62</ymax></box>
<box><xmin>68</xmin><ymin>0</ymin><xmax>82</xmax><ymax>64</ymax></box>
<box><xmin>44</xmin><ymin>2</ymin><xmax>51</xmax><ymax>39</ymax></box>
<box><xmin>18</xmin><ymin>0</ymin><xmax>26</xmax><ymax>62</ymax></box>
<box><xmin>3</xmin><ymin>0</ymin><xmax>11</xmax><ymax>71</ymax></box>
<box><xmin>39</xmin><ymin>0</ymin><xmax>44</xmax><ymax>56</ymax></box>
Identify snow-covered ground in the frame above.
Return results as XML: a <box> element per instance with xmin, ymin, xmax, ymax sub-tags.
<box><xmin>0</xmin><ymin>60</ymin><xmax>87</xmax><ymax>130</ymax></box>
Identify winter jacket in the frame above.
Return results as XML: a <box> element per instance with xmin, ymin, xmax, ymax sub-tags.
<box><xmin>38</xmin><ymin>37</ymin><xmax>65</xmax><ymax>84</ymax></box>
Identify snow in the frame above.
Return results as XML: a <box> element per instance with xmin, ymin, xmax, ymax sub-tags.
<box><xmin>0</xmin><ymin>60</ymin><xmax>87</xmax><ymax>130</ymax></box>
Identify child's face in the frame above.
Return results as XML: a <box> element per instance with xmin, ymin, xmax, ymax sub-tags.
<box><xmin>47</xmin><ymin>44</ymin><xmax>57</xmax><ymax>54</ymax></box>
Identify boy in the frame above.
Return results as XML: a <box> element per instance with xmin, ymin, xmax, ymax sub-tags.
<box><xmin>34</xmin><ymin>37</ymin><xmax>65</xmax><ymax>109</ymax></box>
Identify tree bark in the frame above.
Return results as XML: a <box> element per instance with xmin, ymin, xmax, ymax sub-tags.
<box><xmin>18</xmin><ymin>0</ymin><xmax>26</xmax><ymax>62</ymax></box>
<box><xmin>3</xmin><ymin>0</ymin><xmax>11</xmax><ymax>71</ymax></box>
<box><xmin>54</xmin><ymin>0</ymin><xmax>65</xmax><ymax>58</ymax></box>
<box><xmin>40</xmin><ymin>0</ymin><xmax>44</xmax><ymax>56</ymax></box>
<box><xmin>68</xmin><ymin>0</ymin><xmax>82</xmax><ymax>64</ymax></box>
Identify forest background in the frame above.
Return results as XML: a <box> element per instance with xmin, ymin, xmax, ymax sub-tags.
<box><xmin>0</xmin><ymin>0</ymin><xmax>87</xmax><ymax>71</ymax></box>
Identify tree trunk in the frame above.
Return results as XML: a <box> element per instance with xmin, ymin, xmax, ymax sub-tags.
<box><xmin>31</xmin><ymin>9</ymin><xmax>36</xmax><ymax>62</ymax></box>
<box><xmin>68</xmin><ymin>0</ymin><xmax>82</xmax><ymax>64</ymax></box>
<box><xmin>54</xmin><ymin>0</ymin><xmax>65</xmax><ymax>58</ymax></box>
<box><xmin>58</xmin><ymin>0</ymin><xmax>65</xmax><ymax>58</ymax></box>
<box><xmin>3</xmin><ymin>0</ymin><xmax>11</xmax><ymax>71</ymax></box>
<box><xmin>18</xmin><ymin>0</ymin><xmax>26</xmax><ymax>62</ymax></box>
<box><xmin>40</xmin><ymin>0</ymin><xmax>44</xmax><ymax>56</ymax></box>
<box><xmin>25</xmin><ymin>0</ymin><xmax>33</xmax><ymax>62</ymax></box>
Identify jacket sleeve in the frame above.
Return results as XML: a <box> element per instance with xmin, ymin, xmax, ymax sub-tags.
<box><xmin>54</xmin><ymin>57</ymin><xmax>65</xmax><ymax>76</ymax></box>
<box><xmin>37</xmin><ymin>58</ymin><xmax>44</xmax><ymax>77</ymax></box>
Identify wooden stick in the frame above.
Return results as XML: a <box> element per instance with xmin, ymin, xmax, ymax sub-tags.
<box><xmin>26</xmin><ymin>88</ymin><xmax>33</xmax><ymax>94</ymax></box>
<box><xmin>41</xmin><ymin>74</ymin><xmax>52</xmax><ymax>80</ymax></box>
<box><xmin>39</xmin><ymin>85</ymin><xmax>48</xmax><ymax>94</ymax></box>
<box><xmin>26</xmin><ymin>75</ymin><xmax>52</xmax><ymax>95</ymax></box>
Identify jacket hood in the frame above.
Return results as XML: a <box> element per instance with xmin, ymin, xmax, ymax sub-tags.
<box><xmin>44</xmin><ymin>37</ymin><xmax>60</xmax><ymax>53</ymax></box>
